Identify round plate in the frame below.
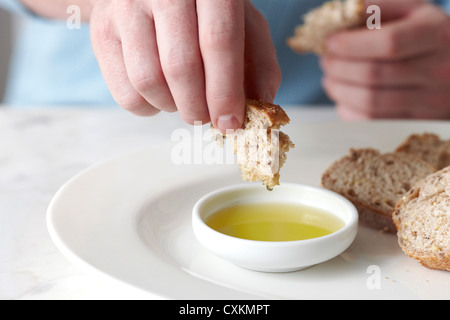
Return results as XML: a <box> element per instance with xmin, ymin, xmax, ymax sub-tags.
<box><xmin>47</xmin><ymin>121</ymin><xmax>450</xmax><ymax>299</ymax></box>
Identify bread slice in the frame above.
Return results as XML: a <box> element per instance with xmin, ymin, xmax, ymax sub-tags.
<box><xmin>396</xmin><ymin>133</ymin><xmax>450</xmax><ymax>170</ymax></box>
<box><xmin>321</xmin><ymin>148</ymin><xmax>436</xmax><ymax>233</ymax></box>
<box><xmin>393</xmin><ymin>166</ymin><xmax>450</xmax><ymax>271</ymax></box>
<box><xmin>287</xmin><ymin>0</ymin><xmax>365</xmax><ymax>55</ymax></box>
<box><xmin>224</xmin><ymin>99</ymin><xmax>294</xmax><ymax>189</ymax></box>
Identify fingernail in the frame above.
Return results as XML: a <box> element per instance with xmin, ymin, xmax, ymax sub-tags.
<box><xmin>217</xmin><ymin>114</ymin><xmax>240</xmax><ymax>132</ymax></box>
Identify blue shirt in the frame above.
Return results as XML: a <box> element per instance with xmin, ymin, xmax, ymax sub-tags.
<box><xmin>1</xmin><ymin>0</ymin><xmax>449</xmax><ymax>107</ymax></box>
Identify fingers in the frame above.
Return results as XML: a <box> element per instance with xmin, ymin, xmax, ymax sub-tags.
<box><xmin>323</xmin><ymin>76</ymin><xmax>450</xmax><ymax>119</ymax></box>
<box><xmin>327</xmin><ymin>3</ymin><xmax>450</xmax><ymax>60</ymax></box>
<box><xmin>322</xmin><ymin>1</ymin><xmax>450</xmax><ymax>121</ymax></box>
<box><xmin>321</xmin><ymin>56</ymin><xmax>421</xmax><ymax>88</ymax></box>
<box><xmin>118</xmin><ymin>6</ymin><xmax>176</xmax><ymax>113</ymax></box>
<box><xmin>196</xmin><ymin>0</ymin><xmax>246</xmax><ymax>131</ymax></box>
<box><xmin>152</xmin><ymin>0</ymin><xmax>209</xmax><ymax>125</ymax></box>
<box><xmin>92</xmin><ymin>0</ymin><xmax>276</xmax><ymax>128</ymax></box>
<box><xmin>323</xmin><ymin>76</ymin><xmax>415</xmax><ymax>117</ymax></box>
<box><xmin>90</xmin><ymin>9</ymin><xmax>159</xmax><ymax>116</ymax></box>
<box><xmin>322</xmin><ymin>48</ymin><xmax>450</xmax><ymax>88</ymax></box>
<box><xmin>243</xmin><ymin>1</ymin><xmax>281</xmax><ymax>102</ymax></box>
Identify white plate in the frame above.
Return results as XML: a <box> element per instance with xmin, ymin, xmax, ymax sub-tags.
<box><xmin>47</xmin><ymin>121</ymin><xmax>450</xmax><ymax>300</ymax></box>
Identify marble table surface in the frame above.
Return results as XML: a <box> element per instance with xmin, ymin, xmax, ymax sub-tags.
<box><xmin>0</xmin><ymin>105</ymin><xmax>338</xmax><ymax>300</ymax></box>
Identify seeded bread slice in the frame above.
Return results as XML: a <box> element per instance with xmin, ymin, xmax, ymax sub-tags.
<box><xmin>224</xmin><ymin>99</ymin><xmax>294</xmax><ymax>189</ymax></box>
<box><xmin>287</xmin><ymin>0</ymin><xmax>365</xmax><ymax>55</ymax></box>
<box><xmin>321</xmin><ymin>148</ymin><xmax>436</xmax><ymax>233</ymax></box>
<box><xmin>396</xmin><ymin>133</ymin><xmax>450</xmax><ymax>170</ymax></box>
<box><xmin>393</xmin><ymin>166</ymin><xmax>450</xmax><ymax>271</ymax></box>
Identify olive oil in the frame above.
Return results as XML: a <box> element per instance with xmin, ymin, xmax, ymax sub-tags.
<box><xmin>205</xmin><ymin>203</ymin><xmax>344</xmax><ymax>241</ymax></box>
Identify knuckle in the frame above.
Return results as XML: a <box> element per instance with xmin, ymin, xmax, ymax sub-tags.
<box><xmin>388</xmin><ymin>92</ymin><xmax>409</xmax><ymax>109</ymax></box>
<box><xmin>115</xmin><ymin>91</ymin><xmax>148</xmax><ymax>113</ymax></box>
<box><xmin>151</xmin><ymin>0</ymin><xmax>176</xmax><ymax>13</ymax></box>
<box><xmin>430</xmin><ymin>62</ymin><xmax>450</xmax><ymax>83</ymax></box>
<box><xmin>361</xmin><ymin>106</ymin><xmax>377</xmax><ymax>119</ymax></box>
<box><xmin>91</xmin><ymin>20</ymin><xmax>115</xmax><ymax>43</ymax></box>
<box><xmin>117</xmin><ymin>0</ymin><xmax>134</xmax><ymax>7</ymax></box>
<box><xmin>382</xmin><ymin>30</ymin><xmax>402</xmax><ymax>58</ymax></box>
<box><xmin>360</xmin><ymin>89</ymin><xmax>379</xmax><ymax>113</ymax></box>
<box><xmin>114</xmin><ymin>0</ymin><xmax>134</xmax><ymax>11</ymax></box>
<box><xmin>208</xmin><ymin>91</ymin><xmax>241</xmax><ymax>108</ymax></box>
<box><xmin>201</xmin><ymin>23</ymin><xmax>237</xmax><ymax>51</ymax></box>
<box><xmin>364</xmin><ymin>62</ymin><xmax>382</xmax><ymax>85</ymax></box>
<box><xmin>163</xmin><ymin>51</ymin><xmax>200</xmax><ymax>79</ymax></box>
<box><xmin>129</xmin><ymin>71</ymin><xmax>163</xmax><ymax>93</ymax></box>
<box><xmin>364</xmin><ymin>60</ymin><xmax>413</xmax><ymax>86</ymax></box>
<box><xmin>179</xmin><ymin>107</ymin><xmax>210</xmax><ymax>125</ymax></box>
<box><xmin>391</xmin><ymin>61</ymin><xmax>412</xmax><ymax>81</ymax></box>
<box><xmin>426</xmin><ymin>91</ymin><xmax>450</xmax><ymax>110</ymax></box>
<box><xmin>182</xmin><ymin>115</ymin><xmax>210</xmax><ymax>126</ymax></box>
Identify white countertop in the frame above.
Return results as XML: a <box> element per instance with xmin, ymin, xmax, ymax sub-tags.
<box><xmin>0</xmin><ymin>105</ymin><xmax>338</xmax><ymax>300</ymax></box>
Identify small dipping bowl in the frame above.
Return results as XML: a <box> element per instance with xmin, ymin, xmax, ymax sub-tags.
<box><xmin>192</xmin><ymin>183</ymin><xmax>358</xmax><ymax>272</ymax></box>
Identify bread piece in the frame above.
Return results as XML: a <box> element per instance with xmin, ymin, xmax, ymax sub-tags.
<box><xmin>396</xmin><ymin>133</ymin><xmax>450</xmax><ymax>170</ymax></box>
<box><xmin>393</xmin><ymin>166</ymin><xmax>450</xmax><ymax>271</ymax></box>
<box><xmin>287</xmin><ymin>0</ymin><xmax>365</xmax><ymax>55</ymax></box>
<box><xmin>321</xmin><ymin>148</ymin><xmax>436</xmax><ymax>233</ymax></box>
<box><xmin>226</xmin><ymin>99</ymin><xmax>294</xmax><ymax>189</ymax></box>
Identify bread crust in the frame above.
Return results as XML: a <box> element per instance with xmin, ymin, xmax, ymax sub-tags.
<box><xmin>321</xmin><ymin>133</ymin><xmax>449</xmax><ymax>271</ymax></box>
<box><xmin>354</xmin><ymin>203</ymin><xmax>397</xmax><ymax>234</ymax></box>
<box><xmin>393</xmin><ymin>166</ymin><xmax>450</xmax><ymax>271</ymax></box>
<box><xmin>396</xmin><ymin>133</ymin><xmax>450</xmax><ymax>170</ymax></box>
<box><xmin>321</xmin><ymin>148</ymin><xmax>436</xmax><ymax>233</ymax></box>
<box><xmin>245</xmin><ymin>99</ymin><xmax>291</xmax><ymax>129</ymax></box>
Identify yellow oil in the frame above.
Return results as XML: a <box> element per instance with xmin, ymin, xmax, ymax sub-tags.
<box><xmin>205</xmin><ymin>203</ymin><xmax>344</xmax><ymax>241</ymax></box>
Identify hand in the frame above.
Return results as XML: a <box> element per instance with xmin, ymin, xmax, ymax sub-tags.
<box><xmin>89</xmin><ymin>0</ymin><xmax>281</xmax><ymax>131</ymax></box>
<box><xmin>321</xmin><ymin>0</ymin><xmax>450</xmax><ymax>120</ymax></box>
